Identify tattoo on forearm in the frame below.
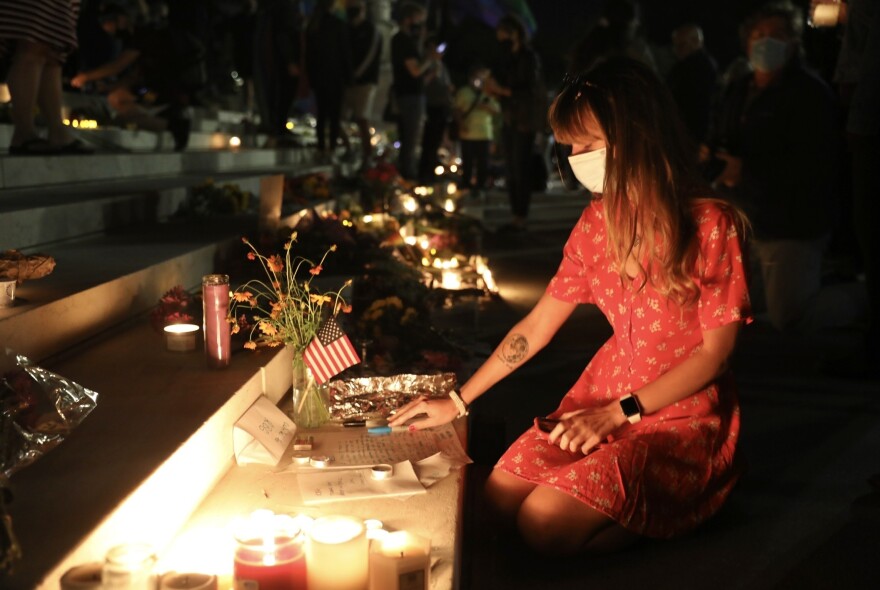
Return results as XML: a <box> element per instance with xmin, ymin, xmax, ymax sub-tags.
<box><xmin>497</xmin><ymin>333</ymin><xmax>529</xmax><ymax>368</ymax></box>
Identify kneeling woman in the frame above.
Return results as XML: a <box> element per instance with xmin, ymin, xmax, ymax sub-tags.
<box><xmin>391</xmin><ymin>58</ymin><xmax>751</xmax><ymax>554</ymax></box>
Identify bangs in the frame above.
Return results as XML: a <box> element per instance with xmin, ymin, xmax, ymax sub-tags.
<box><xmin>548</xmin><ymin>83</ymin><xmax>600</xmax><ymax>146</ymax></box>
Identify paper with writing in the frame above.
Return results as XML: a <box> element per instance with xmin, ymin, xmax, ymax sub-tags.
<box><xmin>233</xmin><ymin>395</ymin><xmax>295</xmax><ymax>466</ymax></box>
<box><xmin>297</xmin><ymin>460</ymin><xmax>426</xmax><ymax>504</ymax></box>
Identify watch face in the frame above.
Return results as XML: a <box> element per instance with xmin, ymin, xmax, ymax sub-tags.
<box><xmin>620</xmin><ymin>395</ymin><xmax>641</xmax><ymax>417</ymax></box>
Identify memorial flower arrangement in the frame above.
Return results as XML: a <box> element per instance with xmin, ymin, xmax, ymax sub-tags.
<box><xmin>150</xmin><ymin>285</ymin><xmax>200</xmax><ymax>333</ymax></box>
<box><xmin>228</xmin><ymin>233</ymin><xmax>352</xmax><ymax>351</ymax></box>
<box><xmin>175</xmin><ymin>179</ymin><xmax>253</xmax><ymax>217</ymax></box>
<box><xmin>228</xmin><ymin>233</ymin><xmax>353</xmax><ymax>427</ymax></box>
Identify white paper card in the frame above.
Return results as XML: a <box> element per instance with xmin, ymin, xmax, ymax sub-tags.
<box><xmin>296</xmin><ymin>460</ymin><xmax>426</xmax><ymax>505</ymax></box>
<box><xmin>233</xmin><ymin>395</ymin><xmax>295</xmax><ymax>466</ymax></box>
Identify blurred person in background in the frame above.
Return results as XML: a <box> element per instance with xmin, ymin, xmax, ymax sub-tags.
<box><xmin>253</xmin><ymin>0</ymin><xmax>303</xmax><ymax>147</ymax></box>
<box><xmin>71</xmin><ymin>3</ymin><xmax>199</xmax><ymax>151</ymax></box>
<box><xmin>305</xmin><ymin>0</ymin><xmax>350</xmax><ymax>160</ymax></box>
<box><xmin>391</xmin><ymin>1</ymin><xmax>435</xmax><ymax>181</ymax></box>
<box><xmin>486</xmin><ymin>14</ymin><xmax>546</xmax><ymax>233</ymax></box>
<box><xmin>454</xmin><ymin>64</ymin><xmax>499</xmax><ymax>201</ymax></box>
<box><xmin>0</xmin><ymin>0</ymin><xmax>93</xmax><ymax>154</ymax></box>
<box><xmin>666</xmin><ymin>23</ymin><xmax>718</xmax><ymax>145</ymax></box>
<box><xmin>343</xmin><ymin>0</ymin><xmax>381</xmax><ymax>169</ymax></box>
<box><xmin>417</xmin><ymin>34</ymin><xmax>453</xmax><ymax>184</ymax></box>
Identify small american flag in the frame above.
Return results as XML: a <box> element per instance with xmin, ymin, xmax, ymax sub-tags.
<box><xmin>303</xmin><ymin>316</ymin><xmax>360</xmax><ymax>384</ymax></box>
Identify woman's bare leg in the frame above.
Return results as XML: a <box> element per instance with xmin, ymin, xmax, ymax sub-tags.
<box><xmin>37</xmin><ymin>56</ymin><xmax>74</xmax><ymax>146</ymax></box>
<box><xmin>517</xmin><ymin>484</ymin><xmax>640</xmax><ymax>555</ymax></box>
<box><xmin>484</xmin><ymin>469</ymin><xmax>538</xmax><ymax>527</ymax></box>
<box><xmin>7</xmin><ymin>40</ymin><xmax>47</xmax><ymax>145</ymax></box>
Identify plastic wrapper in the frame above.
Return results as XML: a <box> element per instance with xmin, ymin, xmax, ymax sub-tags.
<box><xmin>327</xmin><ymin>372</ymin><xmax>458</xmax><ymax>420</ymax></box>
<box><xmin>1</xmin><ymin>348</ymin><xmax>99</xmax><ymax>478</ymax></box>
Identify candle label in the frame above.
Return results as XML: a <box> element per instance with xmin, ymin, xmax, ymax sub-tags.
<box><xmin>233</xmin><ymin>395</ymin><xmax>295</xmax><ymax>466</ymax></box>
<box><xmin>398</xmin><ymin>569</ymin><xmax>426</xmax><ymax>590</ymax></box>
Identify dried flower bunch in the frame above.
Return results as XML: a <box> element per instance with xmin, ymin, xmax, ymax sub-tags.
<box><xmin>229</xmin><ymin>233</ymin><xmax>352</xmax><ymax>352</ymax></box>
<box><xmin>150</xmin><ymin>285</ymin><xmax>200</xmax><ymax>332</ymax></box>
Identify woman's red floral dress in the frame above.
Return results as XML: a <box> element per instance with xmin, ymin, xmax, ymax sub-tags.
<box><xmin>496</xmin><ymin>199</ymin><xmax>752</xmax><ymax>538</ymax></box>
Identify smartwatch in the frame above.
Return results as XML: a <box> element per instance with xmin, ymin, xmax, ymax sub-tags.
<box><xmin>619</xmin><ymin>393</ymin><xmax>642</xmax><ymax>424</ymax></box>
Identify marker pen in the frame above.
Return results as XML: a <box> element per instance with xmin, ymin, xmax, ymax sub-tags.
<box><xmin>367</xmin><ymin>425</ymin><xmax>411</xmax><ymax>435</ymax></box>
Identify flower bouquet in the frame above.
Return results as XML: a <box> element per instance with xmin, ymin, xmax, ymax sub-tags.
<box><xmin>150</xmin><ymin>286</ymin><xmax>201</xmax><ymax>333</ymax></box>
<box><xmin>228</xmin><ymin>233</ymin><xmax>352</xmax><ymax>428</ymax></box>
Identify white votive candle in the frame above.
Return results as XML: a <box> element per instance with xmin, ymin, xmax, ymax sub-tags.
<box><xmin>368</xmin><ymin>531</ymin><xmax>430</xmax><ymax>590</ymax></box>
<box><xmin>164</xmin><ymin>323</ymin><xmax>199</xmax><ymax>352</ymax></box>
<box><xmin>307</xmin><ymin>515</ymin><xmax>368</xmax><ymax>590</ymax></box>
<box><xmin>159</xmin><ymin>572</ymin><xmax>218</xmax><ymax>590</ymax></box>
<box><xmin>60</xmin><ymin>562</ymin><xmax>103</xmax><ymax>590</ymax></box>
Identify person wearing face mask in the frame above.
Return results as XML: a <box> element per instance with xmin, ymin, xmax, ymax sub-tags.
<box><xmin>390</xmin><ymin>2</ymin><xmax>438</xmax><ymax>180</ymax></box>
<box><xmin>390</xmin><ymin>57</ymin><xmax>752</xmax><ymax>554</ymax></box>
<box><xmin>705</xmin><ymin>2</ymin><xmax>868</xmax><ymax>360</ymax></box>
<box><xmin>485</xmin><ymin>14</ymin><xmax>547</xmax><ymax>233</ymax></box>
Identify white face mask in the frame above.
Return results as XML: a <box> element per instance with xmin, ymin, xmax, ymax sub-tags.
<box><xmin>568</xmin><ymin>147</ymin><xmax>607</xmax><ymax>193</ymax></box>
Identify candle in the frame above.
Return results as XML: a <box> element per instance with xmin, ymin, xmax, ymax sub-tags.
<box><xmin>60</xmin><ymin>562</ymin><xmax>103</xmax><ymax>590</ymax></box>
<box><xmin>163</xmin><ymin>323</ymin><xmax>199</xmax><ymax>352</ymax></box>
<box><xmin>368</xmin><ymin>531</ymin><xmax>430</xmax><ymax>590</ymax></box>
<box><xmin>441</xmin><ymin>270</ymin><xmax>462</xmax><ymax>290</ymax></box>
<box><xmin>0</xmin><ymin>279</ymin><xmax>15</xmax><ymax>308</ymax></box>
<box><xmin>202</xmin><ymin>274</ymin><xmax>231</xmax><ymax>369</ymax></box>
<box><xmin>101</xmin><ymin>543</ymin><xmax>157</xmax><ymax>590</ymax></box>
<box><xmin>234</xmin><ymin>511</ymin><xmax>307</xmax><ymax>590</ymax></box>
<box><xmin>159</xmin><ymin>572</ymin><xmax>218</xmax><ymax>590</ymax></box>
<box><xmin>307</xmin><ymin>515</ymin><xmax>368</xmax><ymax>590</ymax></box>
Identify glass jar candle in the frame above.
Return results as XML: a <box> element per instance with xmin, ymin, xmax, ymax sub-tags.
<box><xmin>233</xmin><ymin>511</ymin><xmax>307</xmax><ymax>590</ymax></box>
<box><xmin>101</xmin><ymin>543</ymin><xmax>157</xmax><ymax>590</ymax></box>
<box><xmin>202</xmin><ymin>274</ymin><xmax>231</xmax><ymax>368</ymax></box>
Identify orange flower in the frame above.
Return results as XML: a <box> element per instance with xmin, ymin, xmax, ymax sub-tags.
<box><xmin>267</xmin><ymin>255</ymin><xmax>284</xmax><ymax>273</ymax></box>
<box><xmin>258</xmin><ymin>321</ymin><xmax>277</xmax><ymax>336</ymax></box>
<box><xmin>243</xmin><ymin>341</ymin><xmax>257</xmax><ymax>350</ymax></box>
<box><xmin>339</xmin><ymin>304</ymin><xmax>353</xmax><ymax>314</ymax></box>
<box><xmin>247</xmin><ymin>252</ymin><xmax>256</xmax><ymax>260</ymax></box>
<box><xmin>309</xmin><ymin>265</ymin><xmax>323</xmax><ymax>276</ymax></box>
<box><xmin>310</xmin><ymin>294</ymin><xmax>332</xmax><ymax>304</ymax></box>
<box><xmin>233</xmin><ymin>291</ymin><xmax>254</xmax><ymax>303</ymax></box>
<box><xmin>231</xmin><ymin>323</ymin><xmax>240</xmax><ymax>335</ymax></box>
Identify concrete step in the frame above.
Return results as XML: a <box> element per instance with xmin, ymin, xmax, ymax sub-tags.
<box><xmin>0</xmin><ymin>217</ymin><xmax>254</xmax><ymax>362</ymax></box>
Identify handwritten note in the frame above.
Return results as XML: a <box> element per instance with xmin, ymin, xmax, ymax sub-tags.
<box><xmin>233</xmin><ymin>395</ymin><xmax>295</xmax><ymax>466</ymax></box>
<box><xmin>286</xmin><ymin>422</ymin><xmax>471</xmax><ymax>470</ymax></box>
<box><xmin>297</xmin><ymin>461</ymin><xmax>426</xmax><ymax>505</ymax></box>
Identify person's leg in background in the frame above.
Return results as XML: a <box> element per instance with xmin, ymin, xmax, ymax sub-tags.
<box><xmin>474</xmin><ymin>138</ymin><xmax>490</xmax><ymax>197</ymax></box>
<box><xmin>418</xmin><ymin>106</ymin><xmax>447</xmax><ymax>184</ymax></box>
<box><xmin>7</xmin><ymin>40</ymin><xmax>52</xmax><ymax>152</ymax></box>
<box><xmin>396</xmin><ymin>94</ymin><xmax>425</xmax><ymax>181</ymax></box>
<box><xmin>326</xmin><ymin>83</ymin><xmax>344</xmax><ymax>156</ymax></box>
<box><xmin>502</xmin><ymin>127</ymin><xmax>536</xmax><ymax>231</ymax></box>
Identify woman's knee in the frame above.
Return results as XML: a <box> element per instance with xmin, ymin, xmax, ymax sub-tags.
<box><xmin>484</xmin><ymin>469</ymin><xmax>534</xmax><ymax>521</ymax></box>
<box><xmin>516</xmin><ymin>489</ymin><xmax>614</xmax><ymax>555</ymax></box>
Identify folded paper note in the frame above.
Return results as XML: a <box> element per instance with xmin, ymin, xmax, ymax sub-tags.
<box><xmin>233</xmin><ymin>395</ymin><xmax>295</xmax><ymax>466</ymax></box>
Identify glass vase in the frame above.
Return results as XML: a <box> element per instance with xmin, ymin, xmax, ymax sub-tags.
<box><xmin>290</xmin><ymin>352</ymin><xmax>330</xmax><ymax>429</ymax></box>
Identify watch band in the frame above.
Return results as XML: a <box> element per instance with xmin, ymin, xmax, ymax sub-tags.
<box><xmin>448</xmin><ymin>389</ymin><xmax>469</xmax><ymax>418</ymax></box>
<box><xmin>619</xmin><ymin>393</ymin><xmax>642</xmax><ymax>424</ymax></box>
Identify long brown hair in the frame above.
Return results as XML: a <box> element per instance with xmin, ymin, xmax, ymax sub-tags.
<box><xmin>549</xmin><ymin>58</ymin><xmax>743</xmax><ymax>305</ymax></box>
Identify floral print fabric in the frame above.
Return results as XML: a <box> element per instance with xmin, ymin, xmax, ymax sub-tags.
<box><xmin>496</xmin><ymin>200</ymin><xmax>752</xmax><ymax>538</ymax></box>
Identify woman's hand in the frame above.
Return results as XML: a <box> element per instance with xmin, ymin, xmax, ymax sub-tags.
<box><xmin>547</xmin><ymin>403</ymin><xmax>627</xmax><ymax>455</ymax></box>
<box><xmin>387</xmin><ymin>395</ymin><xmax>459</xmax><ymax>431</ymax></box>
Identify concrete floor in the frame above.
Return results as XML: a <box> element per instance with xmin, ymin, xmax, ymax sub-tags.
<box><xmin>452</xmin><ymin>222</ymin><xmax>880</xmax><ymax>589</ymax></box>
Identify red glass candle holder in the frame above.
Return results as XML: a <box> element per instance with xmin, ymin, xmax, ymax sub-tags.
<box><xmin>202</xmin><ymin>274</ymin><xmax>231</xmax><ymax>369</ymax></box>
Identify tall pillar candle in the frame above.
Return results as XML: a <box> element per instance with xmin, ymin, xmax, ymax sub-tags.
<box><xmin>307</xmin><ymin>515</ymin><xmax>368</xmax><ymax>590</ymax></box>
<box><xmin>368</xmin><ymin>531</ymin><xmax>430</xmax><ymax>590</ymax></box>
<box><xmin>202</xmin><ymin>274</ymin><xmax>231</xmax><ymax>369</ymax></box>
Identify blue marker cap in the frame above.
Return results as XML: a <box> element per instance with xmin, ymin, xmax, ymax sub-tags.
<box><xmin>368</xmin><ymin>426</ymin><xmax>392</xmax><ymax>435</ymax></box>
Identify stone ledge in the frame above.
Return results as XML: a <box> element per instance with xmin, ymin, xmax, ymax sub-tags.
<box><xmin>4</xmin><ymin>322</ymin><xmax>294</xmax><ymax>590</ymax></box>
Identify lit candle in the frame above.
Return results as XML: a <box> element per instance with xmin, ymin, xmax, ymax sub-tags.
<box><xmin>0</xmin><ymin>279</ymin><xmax>15</xmax><ymax>308</ymax></box>
<box><xmin>163</xmin><ymin>323</ymin><xmax>199</xmax><ymax>352</ymax></box>
<box><xmin>101</xmin><ymin>543</ymin><xmax>158</xmax><ymax>590</ymax></box>
<box><xmin>368</xmin><ymin>531</ymin><xmax>430</xmax><ymax>590</ymax></box>
<box><xmin>441</xmin><ymin>270</ymin><xmax>462</xmax><ymax>290</ymax></box>
<box><xmin>307</xmin><ymin>515</ymin><xmax>368</xmax><ymax>590</ymax></box>
<box><xmin>233</xmin><ymin>511</ymin><xmax>307</xmax><ymax>590</ymax></box>
<box><xmin>811</xmin><ymin>3</ymin><xmax>840</xmax><ymax>27</ymax></box>
<box><xmin>60</xmin><ymin>562</ymin><xmax>103</xmax><ymax>590</ymax></box>
<box><xmin>159</xmin><ymin>572</ymin><xmax>218</xmax><ymax>590</ymax></box>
